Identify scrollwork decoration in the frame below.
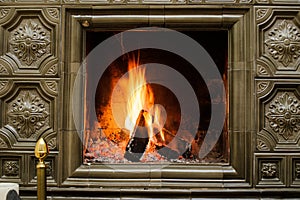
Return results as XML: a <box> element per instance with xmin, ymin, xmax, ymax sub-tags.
<box><xmin>7</xmin><ymin>91</ymin><xmax>49</xmax><ymax>138</ymax></box>
<box><xmin>0</xmin><ymin>8</ymin><xmax>10</xmax><ymax>20</ymax></box>
<box><xmin>257</xmin><ymin>139</ymin><xmax>270</xmax><ymax>151</ymax></box>
<box><xmin>257</xmin><ymin>65</ymin><xmax>269</xmax><ymax>76</ymax></box>
<box><xmin>266</xmin><ymin>92</ymin><xmax>300</xmax><ymax>140</ymax></box>
<box><xmin>256</xmin><ymin>9</ymin><xmax>268</xmax><ymax>21</ymax></box>
<box><xmin>45</xmin><ymin>81</ymin><xmax>58</xmax><ymax>93</ymax></box>
<box><xmin>47</xmin><ymin>137</ymin><xmax>56</xmax><ymax>149</ymax></box>
<box><xmin>0</xmin><ymin>64</ymin><xmax>9</xmax><ymax>75</ymax></box>
<box><xmin>3</xmin><ymin>161</ymin><xmax>19</xmax><ymax>177</ymax></box>
<box><xmin>9</xmin><ymin>19</ymin><xmax>50</xmax><ymax>66</ymax></box>
<box><xmin>46</xmin><ymin>65</ymin><xmax>57</xmax><ymax>76</ymax></box>
<box><xmin>261</xmin><ymin>162</ymin><xmax>277</xmax><ymax>178</ymax></box>
<box><xmin>265</xmin><ymin>20</ymin><xmax>300</xmax><ymax>68</ymax></box>
<box><xmin>0</xmin><ymin>138</ymin><xmax>8</xmax><ymax>149</ymax></box>
<box><xmin>46</xmin><ymin>8</ymin><xmax>59</xmax><ymax>20</ymax></box>
<box><xmin>257</xmin><ymin>81</ymin><xmax>269</xmax><ymax>94</ymax></box>
<box><xmin>0</xmin><ymin>81</ymin><xmax>8</xmax><ymax>91</ymax></box>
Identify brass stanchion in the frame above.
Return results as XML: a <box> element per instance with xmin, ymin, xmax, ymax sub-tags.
<box><xmin>34</xmin><ymin>138</ymin><xmax>49</xmax><ymax>200</ymax></box>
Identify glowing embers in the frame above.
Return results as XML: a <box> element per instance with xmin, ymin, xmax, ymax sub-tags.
<box><xmin>85</xmin><ymin>54</ymin><xmax>176</xmax><ymax>163</ymax></box>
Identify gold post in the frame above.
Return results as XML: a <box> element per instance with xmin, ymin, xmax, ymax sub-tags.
<box><xmin>35</xmin><ymin>138</ymin><xmax>49</xmax><ymax>200</ymax></box>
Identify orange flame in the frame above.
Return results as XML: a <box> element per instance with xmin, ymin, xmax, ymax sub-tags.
<box><xmin>124</xmin><ymin>54</ymin><xmax>165</xmax><ymax>142</ymax></box>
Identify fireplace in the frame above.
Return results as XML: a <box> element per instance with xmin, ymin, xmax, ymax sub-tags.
<box><xmin>63</xmin><ymin>7</ymin><xmax>252</xmax><ymax>190</ymax></box>
<box><xmin>82</xmin><ymin>30</ymin><xmax>228</xmax><ymax>164</ymax></box>
<box><xmin>2</xmin><ymin>3</ymin><xmax>300</xmax><ymax>199</ymax></box>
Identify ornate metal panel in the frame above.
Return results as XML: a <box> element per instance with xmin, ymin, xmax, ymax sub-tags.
<box><xmin>9</xmin><ymin>19</ymin><xmax>51</xmax><ymax>67</ymax></box>
<box><xmin>257</xmin><ymin>83</ymin><xmax>300</xmax><ymax>151</ymax></box>
<box><xmin>6</xmin><ymin>88</ymin><xmax>50</xmax><ymax>139</ymax></box>
<box><xmin>0</xmin><ymin>8</ymin><xmax>59</xmax><ymax>76</ymax></box>
<box><xmin>0</xmin><ymin>155</ymin><xmax>24</xmax><ymax>183</ymax></box>
<box><xmin>0</xmin><ymin>8</ymin><xmax>59</xmax><ymax>189</ymax></box>
<box><xmin>254</xmin><ymin>6</ymin><xmax>300</xmax><ymax>194</ymax></box>
<box><xmin>256</xmin><ymin>7</ymin><xmax>300</xmax><ymax>77</ymax></box>
<box><xmin>0</xmin><ymin>82</ymin><xmax>58</xmax><ymax>151</ymax></box>
<box><xmin>255</xmin><ymin>154</ymin><xmax>286</xmax><ymax>187</ymax></box>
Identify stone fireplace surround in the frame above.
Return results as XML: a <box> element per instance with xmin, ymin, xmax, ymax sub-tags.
<box><xmin>0</xmin><ymin>1</ymin><xmax>300</xmax><ymax>199</ymax></box>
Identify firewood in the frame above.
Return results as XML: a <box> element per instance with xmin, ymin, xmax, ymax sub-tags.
<box><xmin>155</xmin><ymin>128</ymin><xmax>190</xmax><ymax>160</ymax></box>
<box><xmin>124</xmin><ymin>110</ymin><xmax>149</xmax><ymax>162</ymax></box>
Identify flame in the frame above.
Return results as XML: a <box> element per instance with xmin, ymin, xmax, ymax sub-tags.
<box><xmin>151</xmin><ymin>105</ymin><xmax>166</xmax><ymax>142</ymax></box>
<box><xmin>124</xmin><ymin>59</ymin><xmax>154</xmax><ymax>136</ymax></box>
<box><xmin>124</xmin><ymin>54</ymin><xmax>165</xmax><ymax>142</ymax></box>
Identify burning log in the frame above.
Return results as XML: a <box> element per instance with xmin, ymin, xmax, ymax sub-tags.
<box><xmin>155</xmin><ymin>128</ymin><xmax>190</xmax><ymax>160</ymax></box>
<box><xmin>124</xmin><ymin>110</ymin><xmax>150</xmax><ymax>162</ymax></box>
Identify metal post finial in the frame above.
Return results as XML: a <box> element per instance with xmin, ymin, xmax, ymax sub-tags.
<box><xmin>35</xmin><ymin>138</ymin><xmax>49</xmax><ymax>200</ymax></box>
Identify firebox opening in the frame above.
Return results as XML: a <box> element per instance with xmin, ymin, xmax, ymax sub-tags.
<box><xmin>83</xmin><ymin>30</ymin><xmax>228</xmax><ymax>164</ymax></box>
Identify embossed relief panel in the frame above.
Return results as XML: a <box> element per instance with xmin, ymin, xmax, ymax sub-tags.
<box><xmin>265</xmin><ymin>20</ymin><xmax>300</xmax><ymax>69</ymax></box>
<box><xmin>0</xmin><ymin>156</ymin><xmax>24</xmax><ymax>183</ymax></box>
<box><xmin>0</xmin><ymin>8</ymin><xmax>13</xmax><ymax>25</ymax></box>
<box><xmin>6</xmin><ymin>89</ymin><xmax>50</xmax><ymax>139</ymax></box>
<box><xmin>8</xmin><ymin>18</ymin><xmax>51</xmax><ymax>68</ymax></box>
<box><xmin>265</xmin><ymin>91</ymin><xmax>300</xmax><ymax>141</ymax></box>
<box><xmin>256</xmin><ymin>155</ymin><xmax>286</xmax><ymax>187</ymax></box>
<box><xmin>257</xmin><ymin>85</ymin><xmax>300</xmax><ymax>151</ymax></box>
<box><xmin>1</xmin><ymin>85</ymin><xmax>56</xmax><ymax>147</ymax></box>
<box><xmin>0</xmin><ymin>8</ymin><xmax>59</xmax><ymax>76</ymax></box>
<box><xmin>257</xmin><ymin>8</ymin><xmax>300</xmax><ymax>76</ymax></box>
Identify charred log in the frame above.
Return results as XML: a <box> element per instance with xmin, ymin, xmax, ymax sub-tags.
<box><xmin>155</xmin><ymin>128</ymin><xmax>190</xmax><ymax>160</ymax></box>
<box><xmin>124</xmin><ymin>110</ymin><xmax>150</xmax><ymax>162</ymax></box>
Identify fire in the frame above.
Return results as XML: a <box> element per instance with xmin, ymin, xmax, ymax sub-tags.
<box><xmin>151</xmin><ymin>104</ymin><xmax>166</xmax><ymax>142</ymax></box>
<box><xmin>124</xmin><ymin>54</ymin><xmax>165</xmax><ymax>143</ymax></box>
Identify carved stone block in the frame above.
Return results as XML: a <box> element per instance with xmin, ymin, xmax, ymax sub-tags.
<box><xmin>261</xmin><ymin>162</ymin><xmax>277</xmax><ymax>178</ymax></box>
<box><xmin>1</xmin><ymin>8</ymin><xmax>59</xmax><ymax>76</ymax></box>
<box><xmin>257</xmin><ymin>9</ymin><xmax>300</xmax><ymax>76</ymax></box>
<box><xmin>265</xmin><ymin>20</ymin><xmax>300</xmax><ymax>69</ymax></box>
<box><xmin>2</xmin><ymin>160</ymin><xmax>19</xmax><ymax>178</ymax></box>
<box><xmin>6</xmin><ymin>89</ymin><xmax>50</xmax><ymax>139</ymax></box>
<box><xmin>256</xmin><ymin>155</ymin><xmax>285</xmax><ymax>187</ymax></box>
<box><xmin>258</xmin><ymin>87</ymin><xmax>300</xmax><ymax>151</ymax></box>
<box><xmin>266</xmin><ymin>92</ymin><xmax>300</xmax><ymax>141</ymax></box>
<box><xmin>9</xmin><ymin>18</ymin><xmax>51</xmax><ymax>68</ymax></box>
